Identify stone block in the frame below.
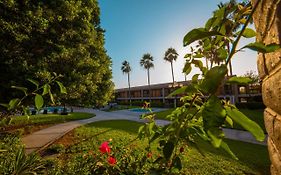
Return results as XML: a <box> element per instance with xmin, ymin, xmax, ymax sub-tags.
<box><xmin>273</xmin><ymin>114</ymin><xmax>281</xmax><ymax>153</ymax></box>
<box><xmin>264</xmin><ymin>52</ymin><xmax>281</xmax><ymax>75</ymax></box>
<box><xmin>268</xmin><ymin>138</ymin><xmax>281</xmax><ymax>174</ymax></box>
<box><xmin>264</xmin><ymin>108</ymin><xmax>276</xmax><ymax>136</ymax></box>
<box><xmin>257</xmin><ymin>54</ymin><xmax>267</xmax><ymax>79</ymax></box>
<box><xmin>262</xmin><ymin>67</ymin><xmax>281</xmax><ymax>114</ymax></box>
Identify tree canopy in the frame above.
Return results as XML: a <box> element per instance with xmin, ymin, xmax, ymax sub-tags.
<box><xmin>0</xmin><ymin>0</ymin><xmax>114</xmax><ymax>106</ymax></box>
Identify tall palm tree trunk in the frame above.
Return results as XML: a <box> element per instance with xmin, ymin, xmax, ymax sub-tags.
<box><xmin>171</xmin><ymin>62</ymin><xmax>175</xmax><ymax>84</ymax></box>
<box><xmin>128</xmin><ymin>73</ymin><xmax>131</xmax><ymax>106</ymax></box>
<box><xmin>147</xmin><ymin>68</ymin><xmax>151</xmax><ymax>103</ymax></box>
<box><xmin>171</xmin><ymin>61</ymin><xmax>177</xmax><ymax>108</ymax></box>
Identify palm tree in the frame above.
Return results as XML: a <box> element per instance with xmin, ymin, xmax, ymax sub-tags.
<box><xmin>163</xmin><ymin>47</ymin><xmax>178</xmax><ymax>84</ymax></box>
<box><xmin>121</xmin><ymin>60</ymin><xmax>132</xmax><ymax>106</ymax></box>
<box><xmin>164</xmin><ymin>48</ymin><xmax>179</xmax><ymax>108</ymax></box>
<box><xmin>140</xmin><ymin>53</ymin><xmax>154</xmax><ymax>103</ymax></box>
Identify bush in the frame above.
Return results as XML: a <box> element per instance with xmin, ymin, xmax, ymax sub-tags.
<box><xmin>235</xmin><ymin>102</ymin><xmax>265</xmax><ymax>109</ymax></box>
<box><xmin>0</xmin><ymin>134</ymin><xmax>45</xmax><ymax>174</ymax></box>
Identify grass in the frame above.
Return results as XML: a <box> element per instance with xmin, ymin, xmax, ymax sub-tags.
<box><xmin>53</xmin><ymin>120</ymin><xmax>270</xmax><ymax>174</ymax></box>
<box><xmin>152</xmin><ymin>108</ymin><xmax>266</xmax><ymax>132</ymax></box>
<box><xmin>102</xmin><ymin>105</ymin><xmax>141</xmax><ymax>112</ymax></box>
<box><xmin>1</xmin><ymin>112</ymin><xmax>94</xmax><ymax>135</ymax></box>
<box><xmin>10</xmin><ymin>112</ymin><xmax>94</xmax><ymax>125</ymax></box>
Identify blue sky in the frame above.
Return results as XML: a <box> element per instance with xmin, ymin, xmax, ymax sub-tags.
<box><xmin>98</xmin><ymin>0</ymin><xmax>258</xmax><ymax>89</ymax></box>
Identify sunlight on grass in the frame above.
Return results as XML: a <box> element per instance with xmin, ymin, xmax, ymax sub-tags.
<box><xmin>58</xmin><ymin>120</ymin><xmax>270</xmax><ymax>174</ymax></box>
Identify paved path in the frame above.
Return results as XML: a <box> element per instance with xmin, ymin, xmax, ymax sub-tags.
<box><xmin>21</xmin><ymin>108</ymin><xmax>267</xmax><ymax>154</ymax></box>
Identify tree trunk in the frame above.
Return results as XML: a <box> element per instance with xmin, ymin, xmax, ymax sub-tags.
<box><xmin>128</xmin><ymin>73</ymin><xmax>131</xmax><ymax>107</ymax></box>
<box><xmin>251</xmin><ymin>0</ymin><xmax>281</xmax><ymax>174</ymax></box>
<box><xmin>147</xmin><ymin>68</ymin><xmax>151</xmax><ymax>103</ymax></box>
<box><xmin>171</xmin><ymin>61</ymin><xmax>175</xmax><ymax>84</ymax></box>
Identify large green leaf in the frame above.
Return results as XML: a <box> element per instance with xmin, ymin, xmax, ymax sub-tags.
<box><xmin>227</xmin><ymin>76</ymin><xmax>252</xmax><ymax>85</ymax></box>
<box><xmin>8</xmin><ymin>98</ymin><xmax>20</xmax><ymax>110</ymax></box>
<box><xmin>42</xmin><ymin>84</ymin><xmax>50</xmax><ymax>96</ymax></box>
<box><xmin>217</xmin><ymin>48</ymin><xmax>228</xmax><ymax>61</ymax></box>
<box><xmin>167</xmin><ymin>86</ymin><xmax>187</xmax><ymax>97</ymax></box>
<box><xmin>225</xmin><ymin>106</ymin><xmax>265</xmax><ymax>141</ymax></box>
<box><xmin>220</xmin><ymin>141</ymin><xmax>238</xmax><ymax>160</ymax></box>
<box><xmin>207</xmin><ymin>129</ymin><xmax>224</xmax><ymax>148</ymax></box>
<box><xmin>56</xmin><ymin>81</ymin><xmax>67</xmax><ymax>94</ymax></box>
<box><xmin>183</xmin><ymin>28</ymin><xmax>223</xmax><ymax>46</ymax></box>
<box><xmin>35</xmin><ymin>94</ymin><xmax>44</xmax><ymax>110</ymax></box>
<box><xmin>199</xmin><ymin>65</ymin><xmax>227</xmax><ymax>94</ymax></box>
<box><xmin>202</xmin><ymin>96</ymin><xmax>226</xmax><ymax>128</ymax></box>
<box><xmin>183</xmin><ymin>62</ymin><xmax>192</xmax><ymax>75</ymax></box>
<box><xmin>11</xmin><ymin>86</ymin><xmax>28</xmax><ymax>95</ymax></box>
<box><xmin>27</xmin><ymin>79</ymin><xmax>39</xmax><ymax>88</ymax></box>
<box><xmin>238</xmin><ymin>28</ymin><xmax>256</xmax><ymax>38</ymax></box>
<box><xmin>243</xmin><ymin>42</ymin><xmax>280</xmax><ymax>53</ymax></box>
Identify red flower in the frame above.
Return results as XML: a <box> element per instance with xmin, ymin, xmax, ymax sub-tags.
<box><xmin>108</xmin><ymin>156</ymin><xmax>117</xmax><ymax>165</ymax></box>
<box><xmin>99</xmin><ymin>142</ymin><xmax>111</xmax><ymax>154</ymax></box>
<box><xmin>147</xmin><ymin>152</ymin><xmax>152</xmax><ymax>158</ymax></box>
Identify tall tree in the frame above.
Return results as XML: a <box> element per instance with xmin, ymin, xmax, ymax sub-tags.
<box><xmin>0</xmin><ymin>0</ymin><xmax>114</xmax><ymax>106</ymax></box>
<box><xmin>140</xmin><ymin>53</ymin><xmax>154</xmax><ymax>103</ymax></box>
<box><xmin>121</xmin><ymin>60</ymin><xmax>132</xmax><ymax>106</ymax></box>
<box><xmin>163</xmin><ymin>47</ymin><xmax>178</xmax><ymax>84</ymax></box>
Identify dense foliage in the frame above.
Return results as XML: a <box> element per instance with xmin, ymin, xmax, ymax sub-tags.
<box><xmin>0</xmin><ymin>0</ymin><xmax>114</xmax><ymax>106</ymax></box>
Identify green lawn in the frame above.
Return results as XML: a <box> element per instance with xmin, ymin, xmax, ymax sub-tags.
<box><xmin>52</xmin><ymin>120</ymin><xmax>269</xmax><ymax>174</ymax></box>
<box><xmin>10</xmin><ymin>112</ymin><xmax>94</xmax><ymax>125</ymax></box>
<box><xmin>153</xmin><ymin>108</ymin><xmax>266</xmax><ymax>132</ymax></box>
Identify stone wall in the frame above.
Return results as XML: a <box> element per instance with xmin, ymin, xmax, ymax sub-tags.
<box><xmin>251</xmin><ymin>0</ymin><xmax>281</xmax><ymax>174</ymax></box>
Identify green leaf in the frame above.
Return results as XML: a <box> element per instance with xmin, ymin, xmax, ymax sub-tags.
<box><xmin>163</xmin><ymin>141</ymin><xmax>174</xmax><ymax>160</ymax></box>
<box><xmin>220</xmin><ymin>141</ymin><xmax>238</xmax><ymax>160</ymax></box>
<box><xmin>192</xmin><ymin>74</ymin><xmax>200</xmax><ymax>83</ymax></box>
<box><xmin>168</xmin><ymin>86</ymin><xmax>187</xmax><ymax>97</ymax></box>
<box><xmin>35</xmin><ymin>94</ymin><xmax>44</xmax><ymax>110</ymax></box>
<box><xmin>56</xmin><ymin>81</ymin><xmax>67</xmax><ymax>94</ymax></box>
<box><xmin>207</xmin><ymin>129</ymin><xmax>223</xmax><ymax>148</ymax></box>
<box><xmin>183</xmin><ymin>28</ymin><xmax>223</xmax><ymax>46</ymax></box>
<box><xmin>148</xmin><ymin>122</ymin><xmax>155</xmax><ymax>134</ymax></box>
<box><xmin>243</xmin><ymin>42</ymin><xmax>280</xmax><ymax>53</ymax></box>
<box><xmin>27</xmin><ymin>79</ymin><xmax>39</xmax><ymax>88</ymax></box>
<box><xmin>42</xmin><ymin>84</ymin><xmax>50</xmax><ymax>96</ymax></box>
<box><xmin>205</xmin><ymin>17</ymin><xmax>217</xmax><ymax>30</ymax></box>
<box><xmin>227</xmin><ymin>76</ymin><xmax>252</xmax><ymax>85</ymax></box>
<box><xmin>49</xmin><ymin>91</ymin><xmax>55</xmax><ymax>104</ymax></box>
<box><xmin>238</xmin><ymin>28</ymin><xmax>256</xmax><ymax>38</ymax></box>
<box><xmin>217</xmin><ymin>48</ymin><xmax>228</xmax><ymax>61</ymax></box>
<box><xmin>202</xmin><ymin>96</ymin><xmax>226</xmax><ymax>129</ymax></box>
<box><xmin>199</xmin><ymin>65</ymin><xmax>228</xmax><ymax>94</ymax></box>
<box><xmin>0</xmin><ymin>103</ymin><xmax>9</xmax><ymax>108</ymax></box>
<box><xmin>8</xmin><ymin>98</ymin><xmax>20</xmax><ymax>110</ymax></box>
<box><xmin>183</xmin><ymin>62</ymin><xmax>192</xmax><ymax>75</ymax></box>
<box><xmin>11</xmin><ymin>86</ymin><xmax>28</xmax><ymax>95</ymax></box>
<box><xmin>225</xmin><ymin>116</ymin><xmax>233</xmax><ymax>127</ymax></box>
<box><xmin>225</xmin><ymin>106</ymin><xmax>265</xmax><ymax>141</ymax></box>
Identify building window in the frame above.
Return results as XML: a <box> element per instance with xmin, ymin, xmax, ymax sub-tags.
<box><xmin>239</xmin><ymin>86</ymin><xmax>246</xmax><ymax>94</ymax></box>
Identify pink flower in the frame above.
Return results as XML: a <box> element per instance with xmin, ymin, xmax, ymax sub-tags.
<box><xmin>108</xmin><ymin>156</ymin><xmax>117</xmax><ymax>165</ymax></box>
<box><xmin>99</xmin><ymin>142</ymin><xmax>111</xmax><ymax>154</ymax></box>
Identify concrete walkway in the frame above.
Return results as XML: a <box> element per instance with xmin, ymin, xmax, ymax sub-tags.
<box><xmin>21</xmin><ymin>108</ymin><xmax>267</xmax><ymax>154</ymax></box>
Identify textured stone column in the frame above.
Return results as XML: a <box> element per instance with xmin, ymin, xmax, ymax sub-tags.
<box><xmin>251</xmin><ymin>0</ymin><xmax>281</xmax><ymax>174</ymax></box>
